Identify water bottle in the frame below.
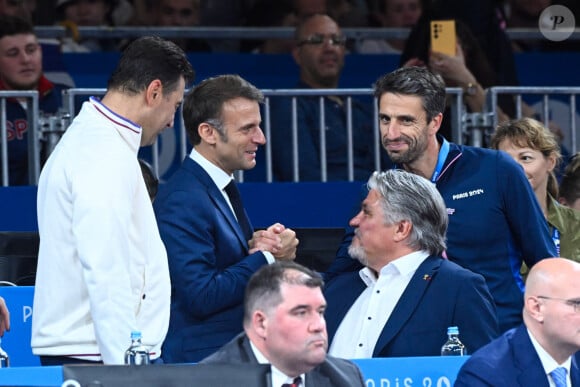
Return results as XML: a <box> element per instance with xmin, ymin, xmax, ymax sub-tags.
<box><xmin>441</xmin><ymin>326</ymin><xmax>466</xmax><ymax>356</ymax></box>
<box><xmin>124</xmin><ymin>331</ymin><xmax>150</xmax><ymax>365</ymax></box>
<box><xmin>0</xmin><ymin>337</ymin><xmax>9</xmax><ymax>367</ymax></box>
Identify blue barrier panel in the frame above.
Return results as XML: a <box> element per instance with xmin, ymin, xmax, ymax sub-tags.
<box><xmin>354</xmin><ymin>356</ymin><xmax>468</xmax><ymax>386</ymax></box>
<box><xmin>0</xmin><ymin>187</ymin><xmax>37</xmax><ymax>232</ymax></box>
<box><xmin>0</xmin><ymin>183</ymin><xmax>364</xmax><ymax>231</ymax></box>
<box><xmin>0</xmin><ymin>365</ymin><xmax>61</xmax><ymax>386</ymax></box>
<box><xmin>0</xmin><ymin>286</ymin><xmax>39</xmax><ymax>367</ymax></box>
<box><xmin>241</xmin><ymin>182</ymin><xmax>362</xmax><ymax>228</ymax></box>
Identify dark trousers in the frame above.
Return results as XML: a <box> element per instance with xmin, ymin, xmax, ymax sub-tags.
<box><xmin>40</xmin><ymin>355</ymin><xmax>103</xmax><ymax>366</ymax></box>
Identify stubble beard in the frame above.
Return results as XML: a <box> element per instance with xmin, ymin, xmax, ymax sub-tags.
<box><xmin>383</xmin><ymin>128</ymin><xmax>430</xmax><ymax>166</ymax></box>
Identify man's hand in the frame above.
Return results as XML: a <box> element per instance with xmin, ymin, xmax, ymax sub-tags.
<box><xmin>248</xmin><ymin>223</ymin><xmax>299</xmax><ymax>259</ymax></box>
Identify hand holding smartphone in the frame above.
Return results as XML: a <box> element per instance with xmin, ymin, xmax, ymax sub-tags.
<box><xmin>430</xmin><ymin>20</ymin><xmax>456</xmax><ymax>56</ymax></box>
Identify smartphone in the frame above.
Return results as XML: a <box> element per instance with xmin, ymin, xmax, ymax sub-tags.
<box><xmin>430</xmin><ymin>20</ymin><xmax>456</xmax><ymax>56</ymax></box>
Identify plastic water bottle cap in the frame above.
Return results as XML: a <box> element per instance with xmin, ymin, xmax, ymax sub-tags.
<box><xmin>130</xmin><ymin>331</ymin><xmax>142</xmax><ymax>340</ymax></box>
<box><xmin>447</xmin><ymin>326</ymin><xmax>459</xmax><ymax>335</ymax></box>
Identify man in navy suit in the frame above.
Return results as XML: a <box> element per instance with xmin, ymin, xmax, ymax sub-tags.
<box><xmin>325</xmin><ymin>169</ymin><xmax>498</xmax><ymax>358</ymax></box>
<box><xmin>202</xmin><ymin>261</ymin><xmax>365</xmax><ymax>387</ymax></box>
<box><xmin>154</xmin><ymin>74</ymin><xmax>299</xmax><ymax>363</ymax></box>
<box><xmin>455</xmin><ymin>257</ymin><xmax>580</xmax><ymax>387</ymax></box>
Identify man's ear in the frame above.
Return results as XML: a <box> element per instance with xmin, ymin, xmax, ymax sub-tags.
<box><xmin>145</xmin><ymin>79</ymin><xmax>163</xmax><ymax>106</ymax></box>
<box><xmin>429</xmin><ymin>112</ymin><xmax>443</xmax><ymax>136</ymax></box>
<box><xmin>198</xmin><ymin>122</ymin><xmax>217</xmax><ymax>145</ymax></box>
<box><xmin>525</xmin><ymin>296</ymin><xmax>545</xmax><ymax>323</ymax></box>
<box><xmin>252</xmin><ymin>310</ymin><xmax>268</xmax><ymax>339</ymax></box>
<box><xmin>291</xmin><ymin>46</ymin><xmax>301</xmax><ymax>66</ymax></box>
<box><xmin>393</xmin><ymin>220</ymin><xmax>412</xmax><ymax>242</ymax></box>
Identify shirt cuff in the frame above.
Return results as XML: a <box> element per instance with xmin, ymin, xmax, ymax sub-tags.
<box><xmin>263</xmin><ymin>251</ymin><xmax>275</xmax><ymax>264</ymax></box>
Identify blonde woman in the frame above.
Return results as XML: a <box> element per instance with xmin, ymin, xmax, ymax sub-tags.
<box><xmin>491</xmin><ymin>117</ymin><xmax>580</xmax><ymax>262</ymax></box>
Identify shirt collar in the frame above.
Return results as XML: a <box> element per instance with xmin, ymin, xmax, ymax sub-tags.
<box><xmin>528</xmin><ymin>328</ymin><xmax>572</xmax><ymax>375</ymax></box>
<box><xmin>89</xmin><ymin>96</ymin><xmax>142</xmax><ymax>153</ymax></box>
<box><xmin>249</xmin><ymin>340</ymin><xmax>306</xmax><ymax>386</ymax></box>
<box><xmin>190</xmin><ymin>148</ymin><xmax>233</xmax><ymax>190</ymax></box>
<box><xmin>359</xmin><ymin>250</ymin><xmax>430</xmax><ymax>286</ymax></box>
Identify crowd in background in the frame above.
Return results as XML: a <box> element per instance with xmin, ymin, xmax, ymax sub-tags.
<box><xmin>1</xmin><ymin>0</ymin><xmax>578</xmax><ymax>54</ymax></box>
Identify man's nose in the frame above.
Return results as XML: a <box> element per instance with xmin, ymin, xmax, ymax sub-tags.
<box><xmin>349</xmin><ymin>211</ymin><xmax>362</xmax><ymax>227</ymax></box>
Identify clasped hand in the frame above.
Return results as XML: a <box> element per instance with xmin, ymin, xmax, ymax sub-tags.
<box><xmin>248</xmin><ymin>222</ymin><xmax>299</xmax><ymax>260</ymax></box>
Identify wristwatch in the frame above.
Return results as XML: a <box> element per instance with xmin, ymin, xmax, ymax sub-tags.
<box><xmin>464</xmin><ymin>82</ymin><xmax>478</xmax><ymax>96</ymax></box>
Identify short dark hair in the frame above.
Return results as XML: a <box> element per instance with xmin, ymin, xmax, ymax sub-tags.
<box><xmin>183</xmin><ymin>74</ymin><xmax>264</xmax><ymax>146</ymax></box>
<box><xmin>243</xmin><ymin>262</ymin><xmax>323</xmax><ymax>326</ymax></box>
<box><xmin>107</xmin><ymin>36</ymin><xmax>194</xmax><ymax>96</ymax></box>
<box><xmin>373</xmin><ymin>66</ymin><xmax>446</xmax><ymax>122</ymax></box>
<box><xmin>0</xmin><ymin>15</ymin><xmax>34</xmax><ymax>39</ymax></box>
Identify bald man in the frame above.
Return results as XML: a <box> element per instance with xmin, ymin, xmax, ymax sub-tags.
<box><xmin>455</xmin><ymin>258</ymin><xmax>580</xmax><ymax>387</ymax></box>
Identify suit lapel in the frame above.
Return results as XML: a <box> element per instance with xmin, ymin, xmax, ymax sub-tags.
<box><xmin>512</xmin><ymin>325</ymin><xmax>550</xmax><ymax>387</ymax></box>
<box><xmin>571</xmin><ymin>354</ymin><xmax>580</xmax><ymax>387</ymax></box>
<box><xmin>373</xmin><ymin>256</ymin><xmax>441</xmax><ymax>356</ymax></box>
<box><xmin>184</xmin><ymin>158</ymin><xmax>250</xmax><ymax>250</ymax></box>
<box><xmin>238</xmin><ymin>334</ymin><xmax>260</xmax><ymax>364</ymax></box>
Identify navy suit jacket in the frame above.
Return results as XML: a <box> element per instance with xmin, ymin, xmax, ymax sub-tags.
<box><xmin>154</xmin><ymin>157</ymin><xmax>269</xmax><ymax>363</ymax></box>
<box><xmin>455</xmin><ymin>324</ymin><xmax>580</xmax><ymax>386</ymax></box>
<box><xmin>324</xmin><ymin>256</ymin><xmax>499</xmax><ymax>357</ymax></box>
<box><xmin>201</xmin><ymin>333</ymin><xmax>366</xmax><ymax>387</ymax></box>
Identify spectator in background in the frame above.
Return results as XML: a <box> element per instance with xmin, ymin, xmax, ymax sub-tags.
<box><xmin>419</xmin><ymin>0</ymin><xmax>520</xmax><ymax>89</ymax></box>
<box><xmin>154</xmin><ymin>74</ymin><xmax>299</xmax><ymax>363</ymax></box>
<box><xmin>357</xmin><ymin>0</ymin><xmax>423</xmax><ymax>54</ymax></box>
<box><xmin>270</xmin><ymin>13</ymin><xmax>391</xmax><ymax>181</ymax></box>
<box><xmin>32</xmin><ymin>36</ymin><xmax>194</xmax><ymax>365</ymax></box>
<box><xmin>241</xmin><ymin>0</ymin><xmax>297</xmax><ymax>54</ymax></box>
<box><xmin>151</xmin><ymin>0</ymin><xmax>211</xmax><ymax>52</ymax></box>
<box><xmin>401</xmin><ymin>17</ymin><xmax>512</xmax><ymax>142</ymax></box>
<box><xmin>327</xmin><ymin>0</ymin><xmax>368</xmax><ymax>28</ymax></box>
<box><xmin>501</xmin><ymin>0</ymin><xmax>580</xmax><ymax>52</ymax></box>
<box><xmin>0</xmin><ymin>0</ymin><xmax>35</xmax><ymax>21</ymax></box>
<box><xmin>0</xmin><ymin>296</ymin><xmax>9</xmax><ymax>337</ymax></box>
<box><xmin>197</xmin><ymin>0</ymin><xmax>256</xmax><ymax>52</ymax></box>
<box><xmin>325</xmin><ymin>170</ymin><xmax>498</xmax><ymax>358</ymax></box>
<box><xmin>325</xmin><ymin>66</ymin><xmax>557</xmax><ymax>333</ymax></box>
<box><xmin>56</xmin><ymin>0</ymin><xmax>119</xmax><ymax>52</ymax></box>
<box><xmin>559</xmin><ymin>153</ymin><xmax>580</xmax><ymax>211</ymax></box>
<box><xmin>293</xmin><ymin>0</ymin><xmax>327</xmax><ymax>18</ymax></box>
<box><xmin>455</xmin><ymin>258</ymin><xmax>580</xmax><ymax>387</ymax></box>
<box><xmin>0</xmin><ymin>15</ymin><xmax>69</xmax><ymax>185</ymax></box>
<box><xmin>202</xmin><ymin>261</ymin><xmax>366</xmax><ymax>387</ymax></box>
<box><xmin>491</xmin><ymin>118</ymin><xmax>580</xmax><ymax>262</ymax></box>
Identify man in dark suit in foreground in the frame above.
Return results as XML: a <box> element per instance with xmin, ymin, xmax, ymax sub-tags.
<box><xmin>455</xmin><ymin>257</ymin><xmax>580</xmax><ymax>387</ymax></box>
<box><xmin>154</xmin><ymin>74</ymin><xmax>299</xmax><ymax>363</ymax></box>
<box><xmin>202</xmin><ymin>261</ymin><xmax>366</xmax><ymax>387</ymax></box>
<box><xmin>324</xmin><ymin>170</ymin><xmax>499</xmax><ymax>358</ymax></box>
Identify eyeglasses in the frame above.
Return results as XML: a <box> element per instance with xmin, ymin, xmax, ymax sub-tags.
<box><xmin>537</xmin><ymin>296</ymin><xmax>580</xmax><ymax>312</ymax></box>
<box><xmin>297</xmin><ymin>34</ymin><xmax>347</xmax><ymax>47</ymax></box>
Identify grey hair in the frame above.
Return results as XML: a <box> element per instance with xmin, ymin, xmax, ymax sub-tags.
<box><xmin>368</xmin><ymin>169</ymin><xmax>448</xmax><ymax>255</ymax></box>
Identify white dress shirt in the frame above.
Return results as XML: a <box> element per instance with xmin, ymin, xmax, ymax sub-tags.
<box><xmin>250</xmin><ymin>340</ymin><xmax>306</xmax><ymax>386</ymax></box>
<box><xmin>528</xmin><ymin>329</ymin><xmax>572</xmax><ymax>387</ymax></box>
<box><xmin>329</xmin><ymin>251</ymin><xmax>430</xmax><ymax>358</ymax></box>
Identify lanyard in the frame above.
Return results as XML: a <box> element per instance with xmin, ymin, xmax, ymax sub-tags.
<box><xmin>431</xmin><ymin>138</ymin><xmax>450</xmax><ymax>183</ymax></box>
<box><xmin>552</xmin><ymin>226</ymin><xmax>561</xmax><ymax>256</ymax></box>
